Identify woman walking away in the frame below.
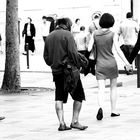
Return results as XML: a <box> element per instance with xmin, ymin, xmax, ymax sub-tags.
<box><xmin>92</xmin><ymin>13</ymin><xmax>132</xmax><ymax>120</ymax></box>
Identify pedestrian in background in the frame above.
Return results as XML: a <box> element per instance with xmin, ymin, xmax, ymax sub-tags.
<box><xmin>75</xmin><ymin>26</ymin><xmax>87</xmax><ymax>56</ymax></box>
<box><xmin>88</xmin><ymin>12</ymin><xmax>101</xmax><ymax>34</ymax></box>
<box><xmin>72</xmin><ymin>18</ymin><xmax>81</xmax><ymax>38</ymax></box>
<box><xmin>41</xmin><ymin>16</ymin><xmax>51</xmax><ymax>42</ymax></box>
<box><xmin>75</xmin><ymin>26</ymin><xmax>88</xmax><ymax>74</ymax></box>
<box><xmin>91</xmin><ymin>13</ymin><xmax>132</xmax><ymax>121</ymax></box>
<box><xmin>84</xmin><ymin>13</ymin><xmax>101</xmax><ymax>76</ymax></box>
<box><xmin>43</xmin><ymin>17</ymin><xmax>88</xmax><ymax>131</ymax></box>
<box><xmin>49</xmin><ymin>14</ymin><xmax>57</xmax><ymax>33</ymax></box>
<box><xmin>22</xmin><ymin>17</ymin><xmax>36</xmax><ymax>55</ymax></box>
<box><xmin>118</xmin><ymin>12</ymin><xmax>139</xmax><ymax>73</ymax></box>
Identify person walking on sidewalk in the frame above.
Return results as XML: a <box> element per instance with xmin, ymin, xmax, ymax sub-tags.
<box><xmin>84</xmin><ymin>12</ymin><xmax>102</xmax><ymax>76</ymax></box>
<box><xmin>43</xmin><ymin>18</ymin><xmax>88</xmax><ymax>131</ymax></box>
<box><xmin>72</xmin><ymin>18</ymin><xmax>81</xmax><ymax>39</ymax></box>
<box><xmin>118</xmin><ymin>12</ymin><xmax>139</xmax><ymax>73</ymax></box>
<box><xmin>41</xmin><ymin>16</ymin><xmax>51</xmax><ymax>42</ymax></box>
<box><xmin>91</xmin><ymin>13</ymin><xmax>132</xmax><ymax>121</ymax></box>
<box><xmin>75</xmin><ymin>26</ymin><xmax>87</xmax><ymax>56</ymax></box>
<box><xmin>22</xmin><ymin>17</ymin><xmax>36</xmax><ymax>55</ymax></box>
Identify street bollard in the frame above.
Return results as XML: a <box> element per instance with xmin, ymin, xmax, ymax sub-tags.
<box><xmin>26</xmin><ymin>43</ymin><xmax>29</xmax><ymax>69</ymax></box>
<box><xmin>137</xmin><ymin>54</ymin><xmax>140</xmax><ymax>88</ymax></box>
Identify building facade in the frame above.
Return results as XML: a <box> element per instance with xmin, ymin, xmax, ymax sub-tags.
<box><xmin>0</xmin><ymin>0</ymin><xmax>137</xmax><ymax>41</ymax></box>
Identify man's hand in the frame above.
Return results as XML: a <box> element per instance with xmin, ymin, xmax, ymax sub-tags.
<box><xmin>124</xmin><ymin>65</ymin><xmax>133</xmax><ymax>75</ymax></box>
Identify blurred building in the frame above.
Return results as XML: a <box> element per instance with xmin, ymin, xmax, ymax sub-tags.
<box><xmin>0</xmin><ymin>0</ymin><xmax>138</xmax><ymax>41</ymax></box>
<box><xmin>133</xmin><ymin>0</ymin><xmax>140</xmax><ymax>22</ymax></box>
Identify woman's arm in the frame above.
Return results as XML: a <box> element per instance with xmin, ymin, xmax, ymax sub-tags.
<box><xmin>113</xmin><ymin>33</ymin><xmax>130</xmax><ymax>65</ymax></box>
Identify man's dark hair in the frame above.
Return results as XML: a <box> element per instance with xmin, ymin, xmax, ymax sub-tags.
<box><xmin>99</xmin><ymin>13</ymin><xmax>115</xmax><ymax>28</ymax></box>
<box><xmin>28</xmin><ymin>17</ymin><xmax>32</xmax><ymax>22</ymax></box>
<box><xmin>94</xmin><ymin>15</ymin><xmax>99</xmax><ymax>19</ymax></box>
<box><xmin>56</xmin><ymin>18</ymin><xmax>72</xmax><ymax>31</ymax></box>
<box><xmin>75</xmin><ymin>18</ymin><xmax>80</xmax><ymax>24</ymax></box>
<box><xmin>126</xmin><ymin>12</ymin><xmax>132</xmax><ymax>18</ymax></box>
<box><xmin>42</xmin><ymin>16</ymin><xmax>47</xmax><ymax>20</ymax></box>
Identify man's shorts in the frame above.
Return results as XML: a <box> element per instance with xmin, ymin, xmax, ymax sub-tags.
<box><xmin>53</xmin><ymin>73</ymin><xmax>85</xmax><ymax>103</ymax></box>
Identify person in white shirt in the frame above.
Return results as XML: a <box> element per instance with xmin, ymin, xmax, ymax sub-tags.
<box><xmin>118</xmin><ymin>12</ymin><xmax>139</xmax><ymax>47</ymax></box>
<box><xmin>75</xmin><ymin>26</ymin><xmax>87</xmax><ymax>55</ymax></box>
<box><xmin>41</xmin><ymin>16</ymin><xmax>51</xmax><ymax>42</ymax></box>
<box><xmin>88</xmin><ymin>12</ymin><xmax>101</xmax><ymax>34</ymax></box>
<box><xmin>72</xmin><ymin>18</ymin><xmax>81</xmax><ymax>39</ymax></box>
<box><xmin>118</xmin><ymin>12</ymin><xmax>139</xmax><ymax>71</ymax></box>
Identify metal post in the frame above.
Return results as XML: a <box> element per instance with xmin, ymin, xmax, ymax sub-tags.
<box><xmin>26</xmin><ymin>43</ymin><xmax>29</xmax><ymax>69</ymax></box>
<box><xmin>137</xmin><ymin>54</ymin><xmax>140</xmax><ymax>88</ymax></box>
<box><xmin>18</xmin><ymin>20</ymin><xmax>20</xmax><ymax>44</ymax></box>
<box><xmin>131</xmin><ymin>0</ymin><xmax>133</xmax><ymax>16</ymax></box>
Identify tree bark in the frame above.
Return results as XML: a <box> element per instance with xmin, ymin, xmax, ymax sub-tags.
<box><xmin>1</xmin><ymin>0</ymin><xmax>21</xmax><ymax>92</ymax></box>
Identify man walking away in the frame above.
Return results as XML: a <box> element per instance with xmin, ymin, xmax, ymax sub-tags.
<box><xmin>43</xmin><ymin>18</ymin><xmax>88</xmax><ymax>131</ymax></box>
<box><xmin>118</xmin><ymin>12</ymin><xmax>139</xmax><ymax>74</ymax></box>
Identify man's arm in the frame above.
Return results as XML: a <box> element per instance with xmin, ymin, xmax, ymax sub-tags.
<box><xmin>129</xmin><ymin>31</ymin><xmax>140</xmax><ymax>64</ymax></box>
<box><xmin>43</xmin><ymin>41</ymin><xmax>51</xmax><ymax>66</ymax></box>
<box><xmin>32</xmin><ymin>24</ymin><xmax>36</xmax><ymax>37</ymax></box>
<box><xmin>67</xmin><ymin>34</ymin><xmax>80</xmax><ymax>69</ymax></box>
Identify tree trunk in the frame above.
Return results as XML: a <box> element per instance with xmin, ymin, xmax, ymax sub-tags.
<box><xmin>1</xmin><ymin>0</ymin><xmax>21</xmax><ymax>93</ymax></box>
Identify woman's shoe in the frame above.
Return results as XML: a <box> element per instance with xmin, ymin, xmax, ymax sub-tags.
<box><xmin>96</xmin><ymin>108</ymin><xmax>103</xmax><ymax>120</ymax></box>
<box><xmin>111</xmin><ymin>113</ymin><xmax>120</xmax><ymax>117</ymax></box>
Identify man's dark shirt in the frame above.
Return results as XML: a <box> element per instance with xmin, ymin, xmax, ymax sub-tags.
<box><xmin>43</xmin><ymin>25</ymin><xmax>80</xmax><ymax>74</ymax></box>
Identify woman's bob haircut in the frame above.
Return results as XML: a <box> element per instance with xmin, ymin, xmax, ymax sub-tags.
<box><xmin>99</xmin><ymin>13</ymin><xmax>115</xmax><ymax>28</ymax></box>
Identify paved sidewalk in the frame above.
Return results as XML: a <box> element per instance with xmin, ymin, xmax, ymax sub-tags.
<box><xmin>0</xmin><ymin>40</ymin><xmax>140</xmax><ymax>140</ymax></box>
<box><xmin>0</xmin><ymin>73</ymin><xmax>140</xmax><ymax>140</ymax></box>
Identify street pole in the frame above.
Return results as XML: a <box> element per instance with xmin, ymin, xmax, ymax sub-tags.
<box><xmin>137</xmin><ymin>54</ymin><xmax>140</xmax><ymax>88</ymax></box>
<box><xmin>131</xmin><ymin>0</ymin><xmax>133</xmax><ymax>16</ymax></box>
<box><xmin>26</xmin><ymin>43</ymin><xmax>29</xmax><ymax>69</ymax></box>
